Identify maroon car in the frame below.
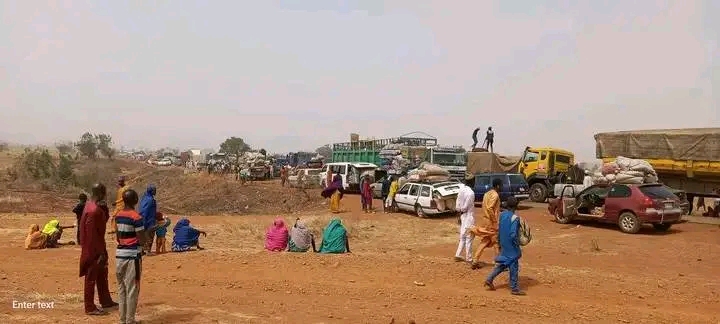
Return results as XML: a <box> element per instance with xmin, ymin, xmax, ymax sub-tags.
<box><xmin>548</xmin><ymin>183</ymin><xmax>684</xmax><ymax>234</ymax></box>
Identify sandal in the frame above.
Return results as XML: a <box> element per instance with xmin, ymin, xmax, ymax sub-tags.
<box><xmin>86</xmin><ymin>309</ymin><xmax>107</xmax><ymax>316</ymax></box>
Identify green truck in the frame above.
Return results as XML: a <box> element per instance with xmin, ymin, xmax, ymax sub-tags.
<box><xmin>331</xmin><ymin>133</ymin><xmax>467</xmax><ymax>181</ymax></box>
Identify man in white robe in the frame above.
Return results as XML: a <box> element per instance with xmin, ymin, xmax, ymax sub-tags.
<box><xmin>454</xmin><ymin>183</ymin><xmax>476</xmax><ymax>262</ymax></box>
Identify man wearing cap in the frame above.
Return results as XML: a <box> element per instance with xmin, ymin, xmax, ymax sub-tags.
<box><xmin>109</xmin><ymin>176</ymin><xmax>129</xmax><ymax>234</ymax></box>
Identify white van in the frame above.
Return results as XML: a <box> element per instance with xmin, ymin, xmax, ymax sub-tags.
<box><xmin>320</xmin><ymin>162</ymin><xmax>378</xmax><ymax>193</ymax></box>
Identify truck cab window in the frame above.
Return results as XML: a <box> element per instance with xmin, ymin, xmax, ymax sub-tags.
<box><xmin>540</xmin><ymin>152</ymin><xmax>547</xmax><ymax>160</ymax></box>
<box><xmin>523</xmin><ymin>152</ymin><xmax>539</xmax><ymax>162</ymax></box>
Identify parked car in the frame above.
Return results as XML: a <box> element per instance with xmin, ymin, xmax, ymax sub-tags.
<box><xmin>156</xmin><ymin>159</ymin><xmax>172</xmax><ymax>166</ymax></box>
<box><xmin>393</xmin><ymin>181</ymin><xmax>462</xmax><ymax>217</ymax></box>
<box><xmin>469</xmin><ymin>173</ymin><xmax>530</xmax><ymax>202</ymax></box>
<box><xmin>548</xmin><ymin>183</ymin><xmax>684</xmax><ymax>234</ymax></box>
<box><xmin>288</xmin><ymin>168</ymin><xmax>323</xmax><ymax>188</ymax></box>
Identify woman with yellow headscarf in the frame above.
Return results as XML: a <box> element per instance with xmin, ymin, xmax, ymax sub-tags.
<box><xmin>25</xmin><ymin>224</ymin><xmax>48</xmax><ymax>250</ymax></box>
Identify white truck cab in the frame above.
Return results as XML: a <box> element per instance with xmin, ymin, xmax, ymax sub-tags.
<box><xmin>320</xmin><ymin>162</ymin><xmax>378</xmax><ymax>193</ymax></box>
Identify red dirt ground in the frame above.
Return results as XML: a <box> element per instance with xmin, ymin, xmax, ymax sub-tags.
<box><xmin>1</xmin><ymin>192</ymin><xmax>719</xmax><ymax>323</ymax></box>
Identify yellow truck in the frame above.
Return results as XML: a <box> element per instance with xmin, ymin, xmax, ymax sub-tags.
<box><xmin>595</xmin><ymin>128</ymin><xmax>720</xmax><ymax>207</ymax></box>
<box><xmin>466</xmin><ymin>146</ymin><xmax>581</xmax><ymax>202</ymax></box>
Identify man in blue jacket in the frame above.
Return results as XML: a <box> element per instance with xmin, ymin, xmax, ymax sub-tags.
<box><xmin>138</xmin><ymin>184</ymin><xmax>157</xmax><ymax>255</ymax></box>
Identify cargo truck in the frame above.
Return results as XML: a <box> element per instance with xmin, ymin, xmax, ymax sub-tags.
<box><xmin>595</xmin><ymin>128</ymin><xmax>720</xmax><ymax>208</ymax></box>
<box><xmin>331</xmin><ymin>132</ymin><xmax>467</xmax><ymax>181</ymax></box>
<box><xmin>466</xmin><ymin>147</ymin><xmax>582</xmax><ymax>203</ymax></box>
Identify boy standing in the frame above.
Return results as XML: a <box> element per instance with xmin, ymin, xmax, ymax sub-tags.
<box><xmin>114</xmin><ymin>189</ymin><xmax>147</xmax><ymax>324</ymax></box>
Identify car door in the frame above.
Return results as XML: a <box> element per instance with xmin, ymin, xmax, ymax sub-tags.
<box><xmin>394</xmin><ymin>184</ymin><xmax>412</xmax><ymax>211</ymax></box>
<box><xmin>406</xmin><ymin>184</ymin><xmax>421</xmax><ymax>209</ymax></box>
<box><xmin>473</xmin><ymin>175</ymin><xmax>491</xmax><ymax>201</ymax></box>
<box><xmin>418</xmin><ymin>185</ymin><xmax>432</xmax><ymax>209</ymax></box>
<box><xmin>604</xmin><ymin>184</ymin><xmax>631</xmax><ymax>221</ymax></box>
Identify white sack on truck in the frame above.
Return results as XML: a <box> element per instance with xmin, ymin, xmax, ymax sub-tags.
<box><xmin>592</xmin><ymin>156</ymin><xmax>658</xmax><ymax>185</ymax></box>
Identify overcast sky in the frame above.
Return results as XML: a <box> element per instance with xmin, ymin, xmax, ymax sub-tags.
<box><xmin>1</xmin><ymin>0</ymin><xmax>717</xmax><ymax>162</ymax></box>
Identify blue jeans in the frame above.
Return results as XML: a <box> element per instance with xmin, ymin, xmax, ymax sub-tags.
<box><xmin>486</xmin><ymin>260</ymin><xmax>520</xmax><ymax>292</ymax></box>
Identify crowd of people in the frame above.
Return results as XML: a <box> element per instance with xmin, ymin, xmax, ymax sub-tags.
<box><xmin>21</xmin><ymin>163</ymin><xmax>531</xmax><ymax>322</ymax></box>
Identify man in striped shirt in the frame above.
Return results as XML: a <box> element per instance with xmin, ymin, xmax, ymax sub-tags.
<box><xmin>114</xmin><ymin>189</ymin><xmax>147</xmax><ymax>324</ymax></box>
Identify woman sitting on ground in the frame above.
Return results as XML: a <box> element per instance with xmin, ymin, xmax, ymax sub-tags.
<box><xmin>41</xmin><ymin>219</ymin><xmax>75</xmax><ymax>248</ymax></box>
<box><xmin>171</xmin><ymin>218</ymin><xmax>207</xmax><ymax>252</ymax></box>
<box><xmin>25</xmin><ymin>224</ymin><xmax>48</xmax><ymax>250</ymax></box>
<box><xmin>318</xmin><ymin>217</ymin><xmax>351</xmax><ymax>254</ymax></box>
<box><xmin>288</xmin><ymin>218</ymin><xmax>316</xmax><ymax>252</ymax></box>
<box><xmin>264</xmin><ymin>218</ymin><xmax>289</xmax><ymax>252</ymax></box>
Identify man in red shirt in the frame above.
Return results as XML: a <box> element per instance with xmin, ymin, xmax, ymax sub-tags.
<box><xmin>79</xmin><ymin>183</ymin><xmax>117</xmax><ymax>315</ymax></box>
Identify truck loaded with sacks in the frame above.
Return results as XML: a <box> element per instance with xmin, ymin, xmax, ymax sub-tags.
<box><xmin>595</xmin><ymin>128</ymin><xmax>720</xmax><ymax>205</ymax></box>
<box><xmin>465</xmin><ymin>147</ymin><xmax>584</xmax><ymax>202</ymax></box>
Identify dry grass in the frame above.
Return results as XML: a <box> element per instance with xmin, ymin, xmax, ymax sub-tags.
<box><xmin>25</xmin><ymin>292</ymin><xmax>82</xmax><ymax>304</ymax></box>
<box><xmin>0</xmin><ymin>195</ymin><xmax>24</xmax><ymax>204</ymax></box>
<box><xmin>590</xmin><ymin>238</ymin><xmax>601</xmax><ymax>251</ymax></box>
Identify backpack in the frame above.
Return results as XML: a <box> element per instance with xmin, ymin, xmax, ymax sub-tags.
<box><xmin>511</xmin><ymin>214</ymin><xmax>532</xmax><ymax>246</ymax></box>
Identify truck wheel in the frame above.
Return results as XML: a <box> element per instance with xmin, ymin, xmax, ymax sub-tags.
<box><xmin>618</xmin><ymin>212</ymin><xmax>641</xmax><ymax>234</ymax></box>
<box><xmin>415</xmin><ymin>204</ymin><xmax>427</xmax><ymax>218</ymax></box>
<box><xmin>653</xmin><ymin>223</ymin><xmax>672</xmax><ymax>232</ymax></box>
<box><xmin>530</xmin><ymin>183</ymin><xmax>548</xmax><ymax>203</ymax></box>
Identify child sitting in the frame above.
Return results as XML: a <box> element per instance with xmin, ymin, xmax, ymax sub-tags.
<box><xmin>155</xmin><ymin>212</ymin><xmax>172</xmax><ymax>253</ymax></box>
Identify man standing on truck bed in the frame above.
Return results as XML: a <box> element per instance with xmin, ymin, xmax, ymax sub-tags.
<box><xmin>483</xmin><ymin>127</ymin><xmax>494</xmax><ymax>153</ymax></box>
<box><xmin>471</xmin><ymin>127</ymin><xmax>481</xmax><ymax>149</ymax></box>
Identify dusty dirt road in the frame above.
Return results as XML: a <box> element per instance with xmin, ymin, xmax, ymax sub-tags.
<box><xmin>1</xmin><ymin>195</ymin><xmax>719</xmax><ymax>324</ymax></box>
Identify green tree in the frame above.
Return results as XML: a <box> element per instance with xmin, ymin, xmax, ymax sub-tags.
<box><xmin>56</xmin><ymin>154</ymin><xmax>75</xmax><ymax>183</ymax></box>
<box><xmin>55</xmin><ymin>142</ymin><xmax>75</xmax><ymax>155</ymax></box>
<box><xmin>219</xmin><ymin>137</ymin><xmax>251</xmax><ymax>164</ymax></box>
<box><xmin>75</xmin><ymin>132</ymin><xmax>98</xmax><ymax>159</ymax></box>
<box><xmin>95</xmin><ymin>133</ymin><xmax>115</xmax><ymax>159</ymax></box>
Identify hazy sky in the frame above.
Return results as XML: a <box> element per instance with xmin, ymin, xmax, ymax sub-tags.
<box><xmin>1</xmin><ymin>0</ymin><xmax>718</xmax><ymax>161</ymax></box>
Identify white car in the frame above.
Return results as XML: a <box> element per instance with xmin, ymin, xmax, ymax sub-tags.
<box><xmin>288</xmin><ymin>168</ymin><xmax>322</xmax><ymax>188</ymax></box>
<box><xmin>394</xmin><ymin>181</ymin><xmax>462</xmax><ymax>217</ymax></box>
<box><xmin>156</xmin><ymin>159</ymin><xmax>172</xmax><ymax>166</ymax></box>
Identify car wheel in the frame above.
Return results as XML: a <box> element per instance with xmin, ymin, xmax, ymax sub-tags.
<box><xmin>415</xmin><ymin>204</ymin><xmax>427</xmax><ymax>218</ymax></box>
<box><xmin>554</xmin><ymin>209</ymin><xmax>572</xmax><ymax>224</ymax></box>
<box><xmin>618</xmin><ymin>212</ymin><xmax>641</xmax><ymax>234</ymax></box>
<box><xmin>530</xmin><ymin>183</ymin><xmax>548</xmax><ymax>203</ymax></box>
<box><xmin>653</xmin><ymin>223</ymin><xmax>672</xmax><ymax>232</ymax></box>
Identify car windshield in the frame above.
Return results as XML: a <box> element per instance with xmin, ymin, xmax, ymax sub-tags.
<box><xmin>639</xmin><ymin>185</ymin><xmax>677</xmax><ymax>199</ymax></box>
<box><xmin>509</xmin><ymin>174</ymin><xmax>526</xmax><ymax>184</ymax></box>
<box><xmin>432</xmin><ymin>153</ymin><xmax>466</xmax><ymax>166</ymax></box>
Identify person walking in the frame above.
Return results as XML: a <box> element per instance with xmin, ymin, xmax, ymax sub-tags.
<box><xmin>454</xmin><ymin>183</ymin><xmax>475</xmax><ymax>262</ymax></box>
<box><xmin>484</xmin><ymin>197</ymin><xmax>527</xmax><ymax>295</ymax></box>
<box><xmin>468</xmin><ymin>178</ymin><xmax>502</xmax><ymax>269</ymax></box>
<box><xmin>79</xmin><ymin>183</ymin><xmax>117</xmax><ymax>316</ymax></box>
<box><xmin>380</xmin><ymin>176</ymin><xmax>391</xmax><ymax>213</ymax></box>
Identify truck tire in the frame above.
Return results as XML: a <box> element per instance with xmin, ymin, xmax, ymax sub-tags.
<box><xmin>530</xmin><ymin>183</ymin><xmax>548</xmax><ymax>203</ymax></box>
<box><xmin>618</xmin><ymin>212</ymin><xmax>641</xmax><ymax>234</ymax></box>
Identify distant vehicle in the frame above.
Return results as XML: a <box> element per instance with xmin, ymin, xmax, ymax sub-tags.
<box><xmin>319</xmin><ymin>162</ymin><xmax>379</xmax><ymax>193</ymax></box>
<box><xmin>548</xmin><ymin>183</ymin><xmax>684</xmax><ymax>234</ymax></box>
<box><xmin>288</xmin><ymin>168</ymin><xmax>323</xmax><ymax>188</ymax></box>
<box><xmin>393</xmin><ymin>181</ymin><xmax>461</xmax><ymax>217</ymax></box>
<box><xmin>468</xmin><ymin>173</ymin><xmax>530</xmax><ymax>203</ymax></box>
<box><xmin>156</xmin><ymin>159</ymin><xmax>172</xmax><ymax>166</ymax></box>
